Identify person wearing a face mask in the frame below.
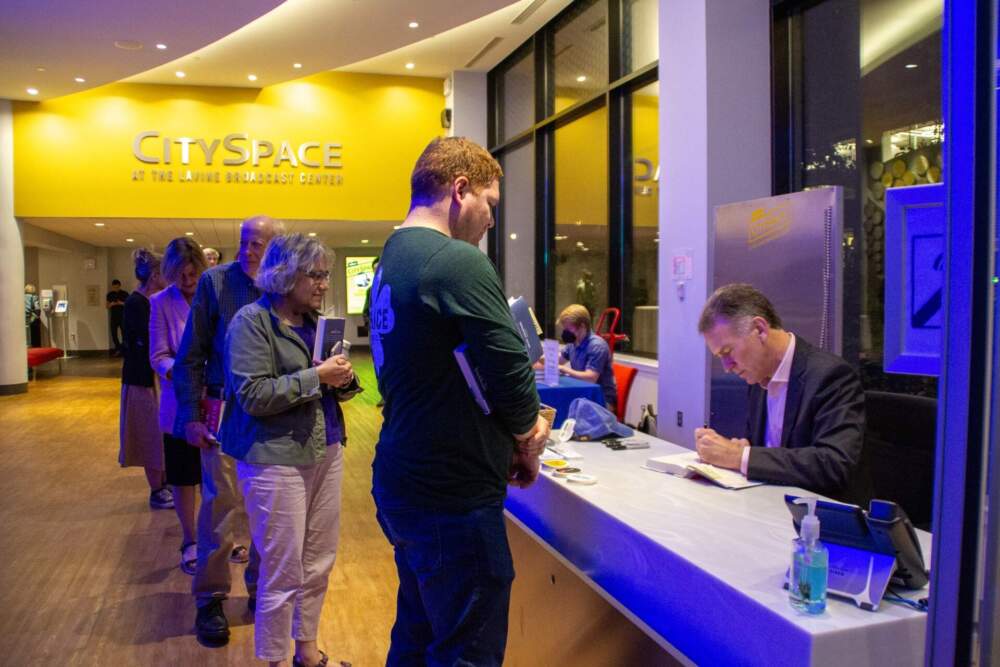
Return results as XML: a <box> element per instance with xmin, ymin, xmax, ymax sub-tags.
<box><xmin>556</xmin><ymin>304</ymin><xmax>618</xmax><ymax>412</ymax></box>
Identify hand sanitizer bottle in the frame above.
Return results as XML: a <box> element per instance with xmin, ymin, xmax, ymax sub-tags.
<box><xmin>790</xmin><ymin>497</ymin><xmax>828</xmax><ymax>614</ymax></box>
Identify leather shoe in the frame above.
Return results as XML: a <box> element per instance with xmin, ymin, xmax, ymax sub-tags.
<box><xmin>195</xmin><ymin>598</ymin><xmax>230</xmax><ymax>644</ymax></box>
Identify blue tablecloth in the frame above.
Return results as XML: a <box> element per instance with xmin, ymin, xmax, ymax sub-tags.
<box><xmin>536</xmin><ymin>373</ymin><xmax>605</xmax><ymax>428</ymax></box>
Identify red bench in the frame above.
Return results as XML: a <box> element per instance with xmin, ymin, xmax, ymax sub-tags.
<box><xmin>27</xmin><ymin>347</ymin><xmax>63</xmax><ymax>379</ymax></box>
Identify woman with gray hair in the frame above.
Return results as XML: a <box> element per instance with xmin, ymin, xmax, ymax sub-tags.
<box><xmin>222</xmin><ymin>233</ymin><xmax>358</xmax><ymax>667</ymax></box>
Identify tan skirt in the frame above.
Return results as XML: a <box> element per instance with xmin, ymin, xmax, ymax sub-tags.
<box><xmin>119</xmin><ymin>384</ymin><xmax>164</xmax><ymax>470</ymax></box>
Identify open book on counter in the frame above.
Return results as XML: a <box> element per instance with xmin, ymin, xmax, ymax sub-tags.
<box><xmin>645</xmin><ymin>451</ymin><xmax>762</xmax><ymax>490</ymax></box>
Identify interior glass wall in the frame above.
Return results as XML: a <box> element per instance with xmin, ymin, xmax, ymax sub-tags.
<box><xmin>554</xmin><ymin>107</ymin><xmax>609</xmax><ymax>320</ymax></box>
<box><xmin>501</xmin><ymin>141</ymin><xmax>536</xmax><ymax>306</ymax></box>
<box><xmin>552</xmin><ymin>0</ymin><xmax>609</xmax><ymax>114</ymax></box>
<box><xmin>489</xmin><ymin>0</ymin><xmax>658</xmax><ymax>358</ymax></box>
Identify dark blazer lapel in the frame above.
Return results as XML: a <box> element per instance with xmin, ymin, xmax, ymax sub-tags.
<box><xmin>780</xmin><ymin>337</ymin><xmax>808</xmax><ymax>448</ymax></box>
<box><xmin>748</xmin><ymin>385</ymin><xmax>767</xmax><ymax>446</ymax></box>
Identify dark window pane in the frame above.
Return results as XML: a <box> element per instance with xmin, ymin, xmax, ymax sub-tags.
<box><xmin>554</xmin><ymin>107</ymin><xmax>609</xmax><ymax>322</ymax></box>
<box><xmin>778</xmin><ymin>0</ymin><xmax>942</xmax><ymax>398</ymax></box>
<box><xmin>553</xmin><ymin>0</ymin><xmax>609</xmax><ymax>114</ymax></box>
<box><xmin>502</xmin><ymin>49</ymin><xmax>535</xmax><ymax>142</ymax></box>
<box><xmin>628</xmin><ymin>82</ymin><xmax>659</xmax><ymax>359</ymax></box>
<box><xmin>502</xmin><ymin>142</ymin><xmax>536</xmax><ymax>306</ymax></box>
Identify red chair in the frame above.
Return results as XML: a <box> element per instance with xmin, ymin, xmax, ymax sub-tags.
<box><xmin>612</xmin><ymin>362</ymin><xmax>637</xmax><ymax>423</ymax></box>
<box><xmin>594</xmin><ymin>307</ymin><xmax>630</xmax><ymax>358</ymax></box>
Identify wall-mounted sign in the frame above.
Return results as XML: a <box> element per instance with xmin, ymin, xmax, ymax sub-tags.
<box><xmin>13</xmin><ymin>72</ymin><xmax>444</xmax><ymax>220</ymax></box>
<box><xmin>884</xmin><ymin>183</ymin><xmax>944</xmax><ymax>376</ymax></box>
<box><xmin>130</xmin><ymin>131</ymin><xmax>345</xmax><ymax>187</ymax></box>
<box><xmin>345</xmin><ymin>256</ymin><xmax>377</xmax><ymax>315</ymax></box>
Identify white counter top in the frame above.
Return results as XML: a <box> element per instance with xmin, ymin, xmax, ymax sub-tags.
<box><xmin>504</xmin><ymin>432</ymin><xmax>930</xmax><ymax>667</ymax></box>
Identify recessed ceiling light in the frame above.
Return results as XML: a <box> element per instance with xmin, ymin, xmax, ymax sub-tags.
<box><xmin>175</xmin><ymin>71</ymin><xmax>186</xmax><ymax>78</ymax></box>
<box><xmin>26</xmin><ymin>88</ymin><xmax>39</xmax><ymax>96</ymax></box>
<box><xmin>393</xmin><ymin>225</ymin><xmax>401</xmax><ymax>230</ymax></box>
<box><xmin>576</xmin><ymin>75</ymin><xmax>587</xmax><ymax>82</ymax></box>
<box><xmin>865</xmin><ymin>139</ymin><xmax>874</xmax><ymax>144</ymax></box>
<box><xmin>35</xmin><ymin>67</ymin><xmax>46</xmax><ymax>72</ymax></box>
<box><xmin>308</xmin><ymin>232</ymin><xmax>317</xmax><ymax>237</ymax></box>
<box><xmin>185</xmin><ymin>231</ymin><xmax>194</xmax><ymax>236</ymax></box>
<box><xmin>74</xmin><ymin>77</ymin><xmax>86</xmax><ymax>83</ymax></box>
<box><xmin>509</xmin><ymin>233</ymin><xmax>518</xmax><ymax>240</ymax></box>
<box><xmin>125</xmin><ymin>238</ymin><xmax>135</xmax><ymax>243</ymax></box>
<box><xmin>248</xmin><ymin>74</ymin><xmax>258</xmax><ymax>82</ymax></box>
<box><xmin>293</xmin><ymin>63</ymin><xmax>303</xmax><ymax>69</ymax></box>
<box><xmin>361</xmin><ymin>239</ymin><xmax>370</xmax><ymax>244</ymax></box>
<box><xmin>114</xmin><ymin>40</ymin><xmax>143</xmax><ymax>51</ymax></box>
<box><xmin>408</xmin><ymin>21</ymin><xmax>419</xmax><ymax>28</ymax></box>
<box><xmin>905</xmin><ymin>63</ymin><xmax>918</xmax><ymax>69</ymax></box>
<box><xmin>156</xmin><ymin>43</ymin><xmax>167</xmax><ymax>50</ymax></box>
<box><xmin>405</xmin><ymin>63</ymin><xmax>415</xmax><ymax>70</ymax></box>
<box><xmin>94</xmin><ymin>222</ymin><xmax>105</xmax><ymax>227</ymax></box>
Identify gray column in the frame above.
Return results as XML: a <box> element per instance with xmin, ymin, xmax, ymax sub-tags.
<box><xmin>445</xmin><ymin>70</ymin><xmax>490</xmax><ymax>253</ymax></box>
<box><xmin>0</xmin><ymin>99</ymin><xmax>28</xmax><ymax>394</ymax></box>
<box><xmin>656</xmin><ymin>0</ymin><xmax>771</xmax><ymax>445</ymax></box>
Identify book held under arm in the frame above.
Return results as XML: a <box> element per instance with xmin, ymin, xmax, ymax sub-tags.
<box><xmin>454</xmin><ymin>343</ymin><xmax>491</xmax><ymax>415</ymax></box>
<box><xmin>645</xmin><ymin>451</ymin><xmax>763</xmax><ymax>490</ymax></box>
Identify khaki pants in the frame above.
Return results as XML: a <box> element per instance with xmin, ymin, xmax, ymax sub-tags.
<box><xmin>192</xmin><ymin>445</ymin><xmax>259</xmax><ymax>604</ymax></box>
<box><xmin>238</xmin><ymin>445</ymin><xmax>344</xmax><ymax>662</ymax></box>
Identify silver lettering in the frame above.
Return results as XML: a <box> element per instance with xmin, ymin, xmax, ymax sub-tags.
<box><xmin>322</xmin><ymin>142</ymin><xmax>342</xmax><ymax>168</ymax></box>
<box><xmin>274</xmin><ymin>141</ymin><xmax>298</xmax><ymax>167</ymax></box>
<box><xmin>197</xmin><ymin>138</ymin><xmax>220</xmax><ymax>165</ymax></box>
<box><xmin>132</xmin><ymin>131</ymin><xmax>159</xmax><ymax>163</ymax></box>
<box><xmin>223</xmin><ymin>133</ymin><xmax>249</xmax><ymax>165</ymax></box>
<box><xmin>297</xmin><ymin>142</ymin><xmax>320</xmax><ymax>168</ymax></box>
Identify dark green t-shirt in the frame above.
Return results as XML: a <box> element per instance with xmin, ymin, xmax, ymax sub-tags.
<box><xmin>371</xmin><ymin>227</ymin><xmax>539</xmax><ymax>511</ymax></box>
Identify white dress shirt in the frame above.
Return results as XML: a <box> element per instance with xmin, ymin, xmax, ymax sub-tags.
<box><xmin>740</xmin><ymin>333</ymin><xmax>796</xmax><ymax>476</ymax></box>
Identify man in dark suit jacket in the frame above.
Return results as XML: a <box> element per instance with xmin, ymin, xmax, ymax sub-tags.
<box><xmin>693</xmin><ymin>283</ymin><xmax>865</xmax><ymax>499</ymax></box>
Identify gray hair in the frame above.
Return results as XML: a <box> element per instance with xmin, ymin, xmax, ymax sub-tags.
<box><xmin>255</xmin><ymin>233</ymin><xmax>330</xmax><ymax>295</ymax></box>
<box><xmin>698</xmin><ymin>283</ymin><xmax>783</xmax><ymax>333</ymax></box>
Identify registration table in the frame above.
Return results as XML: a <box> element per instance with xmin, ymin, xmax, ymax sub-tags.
<box><xmin>535</xmin><ymin>374</ymin><xmax>606</xmax><ymax>427</ymax></box>
<box><xmin>504</xmin><ymin>432</ymin><xmax>931</xmax><ymax>667</ymax></box>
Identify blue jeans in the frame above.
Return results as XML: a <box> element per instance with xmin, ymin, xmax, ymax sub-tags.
<box><xmin>375</xmin><ymin>501</ymin><xmax>515</xmax><ymax>667</ymax></box>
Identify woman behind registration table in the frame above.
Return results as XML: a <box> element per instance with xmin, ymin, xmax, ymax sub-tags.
<box><xmin>150</xmin><ymin>237</ymin><xmax>208</xmax><ymax>574</ymax></box>
<box><xmin>557</xmin><ymin>304</ymin><xmax>618</xmax><ymax>412</ymax></box>
<box><xmin>118</xmin><ymin>249</ymin><xmax>170</xmax><ymax>508</ymax></box>
<box><xmin>223</xmin><ymin>233</ymin><xmax>359</xmax><ymax>667</ymax></box>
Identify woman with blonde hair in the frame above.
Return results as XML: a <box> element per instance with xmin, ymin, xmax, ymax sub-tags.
<box><xmin>150</xmin><ymin>237</ymin><xmax>209</xmax><ymax>573</ymax></box>
<box><xmin>119</xmin><ymin>248</ymin><xmax>170</xmax><ymax>509</ymax></box>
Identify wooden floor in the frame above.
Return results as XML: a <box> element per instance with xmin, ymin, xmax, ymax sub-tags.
<box><xmin>0</xmin><ymin>353</ymin><xmax>397</xmax><ymax>666</ymax></box>
<box><xmin>0</xmin><ymin>353</ymin><xmax>680</xmax><ymax>666</ymax></box>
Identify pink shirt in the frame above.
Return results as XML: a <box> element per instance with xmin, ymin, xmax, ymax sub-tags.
<box><xmin>149</xmin><ymin>284</ymin><xmax>191</xmax><ymax>435</ymax></box>
<box><xmin>741</xmin><ymin>334</ymin><xmax>796</xmax><ymax>476</ymax></box>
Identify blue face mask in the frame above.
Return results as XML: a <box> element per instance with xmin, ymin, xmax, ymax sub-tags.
<box><xmin>561</xmin><ymin>329</ymin><xmax>576</xmax><ymax>344</ymax></box>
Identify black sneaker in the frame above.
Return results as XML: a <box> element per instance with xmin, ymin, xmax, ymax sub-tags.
<box><xmin>195</xmin><ymin>599</ymin><xmax>230</xmax><ymax>644</ymax></box>
<box><xmin>247</xmin><ymin>595</ymin><xmax>256</xmax><ymax>613</ymax></box>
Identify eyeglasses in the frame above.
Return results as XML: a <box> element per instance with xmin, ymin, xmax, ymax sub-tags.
<box><xmin>302</xmin><ymin>270</ymin><xmax>331</xmax><ymax>283</ymax></box>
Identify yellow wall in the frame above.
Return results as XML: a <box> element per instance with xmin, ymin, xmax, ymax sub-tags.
<box><xmin>13</xmin><ymin>72</ymin><xmax>444</xmax><ymax>220</ymax></box>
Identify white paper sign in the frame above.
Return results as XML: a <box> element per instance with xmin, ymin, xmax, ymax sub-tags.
<box><xmin>542</xmin><ymin>338</ymin><xmax>561</xmax><ymax>387</ymax></box>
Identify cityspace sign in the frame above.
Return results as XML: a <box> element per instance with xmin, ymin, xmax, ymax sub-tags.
<box><xmin>130</xmin><ymin>131</ymin><xmax>344</xmax><ymax>186</ymax></box>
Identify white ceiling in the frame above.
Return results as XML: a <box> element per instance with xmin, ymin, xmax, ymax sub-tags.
<box><xmin>22</xmin><ymin>217</ymin><xmax>398</xmax><ymax>251</ymax></box>
<box><xmin>126</xmin><ymin>0</ymin><xmax>525</xmax><ymax>87</ymax></box>
<box><xmin>0</xmin><ymin>0</ymin><xmax>283</xmax><ymax>101</ymax></box>
<box><xmin>1</xmin><ymin>0</ymin><xmax>570</xmax><ymax>101</ymax></box>
<box><xmin>341</xmin><ymin>0</ymin><xmax>573</xmax><ymax>78</ymax></box>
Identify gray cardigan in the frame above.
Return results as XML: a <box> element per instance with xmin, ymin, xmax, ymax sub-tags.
<box><xmin>220</xmin><ymin>295</ymin><xmax>359</xmax><ymax>465</ymax></box>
